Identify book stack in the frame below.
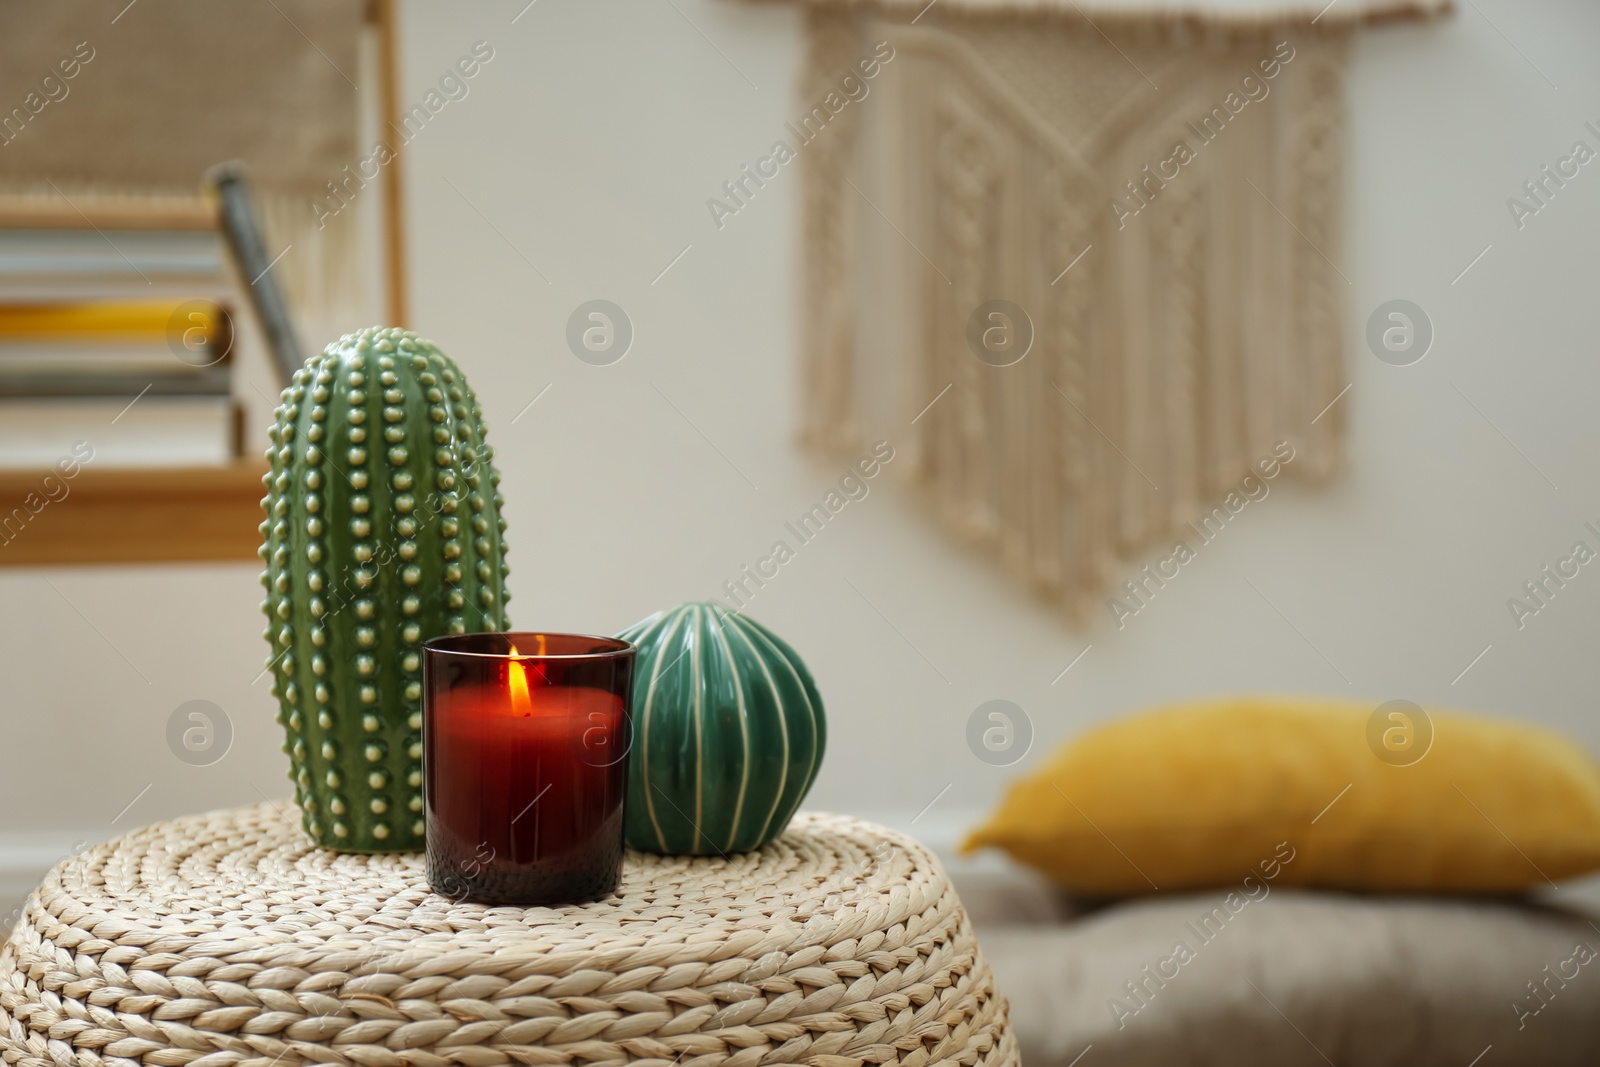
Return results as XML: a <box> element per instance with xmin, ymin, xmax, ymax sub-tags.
<box><xmin>0</xmin><ymin>224</ymin><xmax>243</xmax><ymax>468</ymax></box>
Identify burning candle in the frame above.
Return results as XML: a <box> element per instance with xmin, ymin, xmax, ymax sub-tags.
<box><xmin>423</xmin><ymin>632</ymin><xmax>634</xmax><ymax>905</ymax></box>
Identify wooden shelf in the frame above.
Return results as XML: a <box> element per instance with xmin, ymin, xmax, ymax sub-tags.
<box><xmin>0</xmin><ymin>461</ymin><xmax>267</xmax><ymax>566</ymax></box>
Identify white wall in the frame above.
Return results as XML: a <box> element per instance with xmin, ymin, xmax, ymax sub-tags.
<box><xmin>4</xmin><ymin>0</ymin><xmax>1600</xmax><ymax>901</ymax></box>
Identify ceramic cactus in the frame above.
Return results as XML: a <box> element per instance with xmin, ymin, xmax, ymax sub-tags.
<box><xmin>617</xmin><ymin>602</ymin><xmax>826</xmax><ymax>854</ymax></box>
<box><xmin>260</xmin><ymin>327</ymin><xmax>510</xmax><ymax>851</ymax></box>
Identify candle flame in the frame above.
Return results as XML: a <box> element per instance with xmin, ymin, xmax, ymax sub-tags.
<box><xmin>506</xmin><ymin>643</ymin><xmax>534</xmax><ymax>717</ymax></box>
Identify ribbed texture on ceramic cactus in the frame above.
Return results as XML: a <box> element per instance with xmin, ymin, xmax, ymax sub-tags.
<box><xmin>617</xmin><ymin>603</ymin><xmax>826</xmax><ymax>854</ymax></box>
<box><xmin>259</xmin><ymin>327</ymin><xmax>510</xmax><ymax>852</ymax></box>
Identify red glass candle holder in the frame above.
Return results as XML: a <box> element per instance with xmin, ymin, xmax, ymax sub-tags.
<box><xmin>424</xmin><ymin>632</ymin><xmax>634</xmax><ymax>905</ymax></box>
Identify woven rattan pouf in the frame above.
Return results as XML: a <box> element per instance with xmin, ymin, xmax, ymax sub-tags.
<box><xmin>0</xmin><ymin>802</ymin><xmax>1017</xmax><ymax>1067</ymax></box>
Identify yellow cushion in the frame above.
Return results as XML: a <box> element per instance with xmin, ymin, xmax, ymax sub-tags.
<box><xmin>963</xmin><ymin>695</ymin><xmax>1600</xmax><ymax>895</ymax></box>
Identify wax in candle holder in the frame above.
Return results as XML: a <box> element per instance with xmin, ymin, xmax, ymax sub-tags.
<box><xmin>423</xmin><ymin>632</ymin><xmax>634</xmax><ymax>905</ymax></box>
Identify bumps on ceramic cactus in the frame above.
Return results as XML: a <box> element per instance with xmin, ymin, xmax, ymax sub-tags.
<box><xmin>259</xmin><ymin>326</ymin><xmax>510</xmax><ymax>851</ymax></box>
<box><xmin>617</xmin><ymin>602</ymin><xmax>826</xmax><ymax>854</ymax></box>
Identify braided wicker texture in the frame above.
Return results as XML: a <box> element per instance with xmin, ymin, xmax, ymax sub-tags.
<box><xmin>0</xmin><ymin>803</ymin><xmax>1017</xmax><ymax>1067</ymax></box>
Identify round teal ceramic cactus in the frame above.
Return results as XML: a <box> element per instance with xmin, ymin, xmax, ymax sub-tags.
<box><xmin>260</xmin><ymin>326</ymin><xmax>510</xmax><ymax>852</ymax></box>
<box><xmin>616</xmin><ymin>602</ymin><xmax>826</xmax><ymax>854</ymax></box>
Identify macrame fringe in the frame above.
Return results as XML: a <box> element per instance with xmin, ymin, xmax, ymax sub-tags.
<box><xmin>799</xmin><ymin>10</ymin><xmax>1352</xmax><ymax>625</ymax></box>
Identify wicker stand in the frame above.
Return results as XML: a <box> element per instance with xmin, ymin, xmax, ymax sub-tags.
<box><xmin>0</xmin><ymin>803</ymin><xmax>1017</xmax><ymax>1067</ymax></box>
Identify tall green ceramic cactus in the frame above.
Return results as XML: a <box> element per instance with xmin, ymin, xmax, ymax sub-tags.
<box><xmin>259</xmin><ymin>327</ymin><xmax>510</xmax><ymax>851</ymax></box>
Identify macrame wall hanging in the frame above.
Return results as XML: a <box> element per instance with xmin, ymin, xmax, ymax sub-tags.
<box><xmin>788</xmin><ymin>0</ymin><xmax>1448</xmax><ymax>624</ymax></box>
